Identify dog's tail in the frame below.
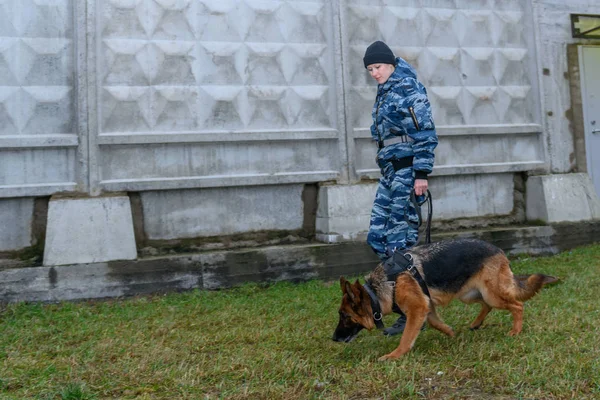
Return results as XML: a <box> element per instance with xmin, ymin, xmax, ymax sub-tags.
<box><xmin>513</xmin><ymin>274</ymin><xmax>559</xmax><ymax>301</ymax></box>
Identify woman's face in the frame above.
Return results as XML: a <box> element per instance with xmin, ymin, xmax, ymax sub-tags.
<box><xmin>367</xmin><ymin>63</ymin><xmax>395</xmax><ymax>84</ymax></box>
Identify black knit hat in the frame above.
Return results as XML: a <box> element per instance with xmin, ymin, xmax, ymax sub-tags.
<box><xmin>363</xmin><ymin>41</ymin><xmax>395</xmax><ymax>68</ymax></box>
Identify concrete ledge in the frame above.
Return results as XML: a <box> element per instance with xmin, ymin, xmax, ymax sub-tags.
<box><xmin>526</xmin><ymin>173</ymin><xmax>600</xmax><ymax>222</ymax></box>
<box><xmin>0</xmin><ymin>259</ymin><xmax>201</xmax><ymax>302</ymax></box>
<box><xmin>2</xmin><ymin>222</ymin><xmax>599</xmax><ymax>303</ymax></box>
<box><xmin>43</xmin><ymin>196</ymin><xmax>137</xmax><ymax>266</ymax></box>
<box><xmin>1</xmin><ymin>242</ymin><xmax>377</xmax><ymax>303</ymax></box>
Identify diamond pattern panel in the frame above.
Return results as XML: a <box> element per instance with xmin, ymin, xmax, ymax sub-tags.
<box><xmin>0</xmin><ymin>0</ymin><xmax>73</xmax><ymax>135</ymax></box>
<box><xmin>99</xmin><ymin>0</ymin><xmax>335</xmax><ymax>133</ymax></box>
<box><xmin>347</xmin><ymin>0</ymin><xmax>537</xmax><ymax>127</ymax></box>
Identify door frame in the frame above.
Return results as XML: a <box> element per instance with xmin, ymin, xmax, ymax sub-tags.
<box><xmin>579</xmin><ymin>46</ymin><xmax>600</xmax><ymax>184</ymax></box>
<box><xmin>568</xmin><ymin>44</ymin><xmax>600</xmax><ymax>178</ymax></box>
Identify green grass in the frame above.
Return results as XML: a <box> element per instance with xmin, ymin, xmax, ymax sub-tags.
<box><xmin>1</xmin><ymin>244</ymin><xmax>599</xmax><ymax>399</ymax></box>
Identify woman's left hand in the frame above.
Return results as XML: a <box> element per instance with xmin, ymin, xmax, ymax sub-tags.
<box><xmin>414</xmin><ymin>179</ymin><xmax>428</xmax><ymax>196</ymax></box>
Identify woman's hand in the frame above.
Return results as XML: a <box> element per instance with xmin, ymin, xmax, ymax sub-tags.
<box><xmin>414</xmin><ymin>179</ymin><xmax>428</xmax><ymax>196</ymax></box>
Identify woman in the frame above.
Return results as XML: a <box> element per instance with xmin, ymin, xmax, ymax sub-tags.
<box><xmin>363</xmin><ymin>41</ymin><xmax>438</xmax><ymax>336</ymax></box>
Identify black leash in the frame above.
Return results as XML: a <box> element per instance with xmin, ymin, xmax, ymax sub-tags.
<box><xmin>380</xmin><ymin>189</ymin><xmax>433</xmax><ymax>314</ymax></box>
<box><xmin>406</xmin><ymin>189</ymin><xmax>432</xmax><ymax>245</ymax></box>
<box><xmin>367</xmin><ymin>189</ymin><xmax>434</xmax><ymax>325</ymax></box>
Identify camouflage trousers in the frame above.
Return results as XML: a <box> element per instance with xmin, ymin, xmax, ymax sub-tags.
<box><xmin>367</xmin><ymin>162</ymin><xmax>420</xmax><ymax>261</ymax></box>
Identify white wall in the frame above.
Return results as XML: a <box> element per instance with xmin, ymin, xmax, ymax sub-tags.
<box><xmin>1</xmin><ymin>0</ymin><xmax>593</xmax><ymax>250</ymax></box>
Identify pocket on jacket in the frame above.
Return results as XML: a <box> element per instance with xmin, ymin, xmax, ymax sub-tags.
<box><xmin>408</xmin><ymin>106</ymin><xmax>420</xmax><ymax>131</ymax></box>
<box><xmin>406</xmin><ymin>101</ymin><xmax>434</xmax><ymax>132</ymax></box>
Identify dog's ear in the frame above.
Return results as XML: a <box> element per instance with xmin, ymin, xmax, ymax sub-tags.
<box><xmin>542</xmin><ymin>275</ymin><xmax>559</xmax><ymax>285</ymax></box>
<box><xmin>347</xmin><ymin>280</ymin><xmax>365</xmax><ymax>304</ymax></box>
<box><xmin>339</xmin><ymin>276</ymin><xmax>348</xmax><ymax>292</ymax></box>
<box><xmin>354</xmin><ymin>280</ymin><xmax>370</xmax><ymax>304</ymax></box>
<box><xmin>341</xmin><ymin>278</ymin><xmax>357</xmax><ymax>302</ymax></box>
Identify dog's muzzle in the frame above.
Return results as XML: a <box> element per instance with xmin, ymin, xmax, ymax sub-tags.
<box><xmin>332</xmin><ymin>325</ymin><xmax>364</xmax><ymax>343</ymax></box>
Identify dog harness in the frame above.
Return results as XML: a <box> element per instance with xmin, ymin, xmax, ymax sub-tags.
<box><xmin>384</xmin><ymin>250</ymin><xmax>431</xmax><ymax>300</ymax></box>
<box><xmin>363</xmin><ymin>282</ymin><xmax>385</xmax><ymax>329</ymax></box>
<box><xmin>365</xmin><ymin>251</ymin><xmax>431</xmax><ymax>329</ymax></box>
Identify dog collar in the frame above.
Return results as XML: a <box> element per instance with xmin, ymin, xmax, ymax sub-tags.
<box><xmin>363</xmin><ymin>282</ymin><xmax>385</xmax><ymax>329</ymax></box>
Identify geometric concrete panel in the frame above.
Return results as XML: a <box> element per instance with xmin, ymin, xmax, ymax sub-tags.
<box><xmin>345</xmin><ymin>2</ymin><xmax>535</xmax><ymax>126</ymax></box>
<box><xmin>0</xmin><ymin>198</ymin><xmax>34</xmax><ymax>251</ymax></box>
<box><xmin>43</xmin><ymin>196</ymin><xmax>137</xmax><ymax>266</ymax></box>
<box><xmin>526</xmin><ymin>173</ymin><xmax>600</xmax><ymax>223</ymax></box>
<box><xmin>0</xmin><ymin>85</ymin><xmax>73</xmax><ymax>134</ymax></box>
<box><xmin>94</xmin><ymin>0</ymin><xmax>343</xmax><ymax>195</ymax></box>
<box><xmin>0</xmin><ymin>0</ymin><xmax>77</xmax><ymax>199</ymax></box>
<box><xmin>99</xmin><ymin>0</ymin><xmax>337</xmax><ymax>133</ymax></box>
<box><xmin>344</xmin><ymin>0</ymin><xmax>541</xmax><ymax>180</ymax></box>
<box><xmin>140</xmin><ymin>185</ymin><xmax>305</xmax><ymax>239</ymax></box>
<box><xmin>0</xmin><ymin>0</ymin><xmax>74</xmax><ymax>135</ymax></box>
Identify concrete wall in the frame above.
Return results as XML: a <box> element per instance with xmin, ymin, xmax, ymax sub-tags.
<box><xmin>0</xmin><ymin>0</ymin><xmax>597</xmax><ymax>255</ymax></box>
<box><xmin>0</xmin><ymin>0</ymin><xmax>77</xmax><ymax>251</ymax></box>
<box><xmin>345</xmin><ymin>0</ymin><xmax>545</xmax><ymax>184</ymax></box>
<box><xmin>93</xmin><ymin>0</ymin><xmax>344</xmax><ymax>193</ymax></box>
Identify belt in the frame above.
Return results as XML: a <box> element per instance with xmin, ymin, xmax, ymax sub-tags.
<box><xmin>377</xmin><ymin>135</ymin><xmax>413</xmax><ymax>149</ymax></box>
<box><xmin>391</xmin><ymin>156</ymin><xmax>413</xmax><ymax>171</ymax></box>
<box><xmin>378</xmin><ymin>156</ymin><xmax>414</xmax><ymax>171</ymax></box>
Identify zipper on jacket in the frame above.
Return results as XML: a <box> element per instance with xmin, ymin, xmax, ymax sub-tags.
<box><xmin>375</xmin><ymin>92</ymin><xmax>390</xmax><ymax>143</ymax></box>
<box><xmin>408</xmin><ymin>106</ymin><xmax>420</xmax><ymax>131</ymax></box>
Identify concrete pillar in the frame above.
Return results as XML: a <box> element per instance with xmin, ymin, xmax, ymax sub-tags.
<box><xmin>526</xmin><ymin>173</ymin><xmax>600</xmax><ymax>223</ymax></box>
<box><xmin>43</xmin><ymin>195</ymin><xmax>137</xmax><ymax>266</ymax></box>
<box><xmin>315</xmin><ymin>183</ymin><xmax>376</xmax><ymax>243</ymax></box>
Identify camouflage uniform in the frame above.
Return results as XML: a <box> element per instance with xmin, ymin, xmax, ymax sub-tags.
<box><xmin>367</xmin><ymin>57</ymin><xmax>438</xmax><ymax>261</ymax></box>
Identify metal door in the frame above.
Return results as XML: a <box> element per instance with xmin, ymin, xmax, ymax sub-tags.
<box><xmin>581</xmin><ymin>46</ymin><xmax>600</xmax><ymax>198</ymax></box>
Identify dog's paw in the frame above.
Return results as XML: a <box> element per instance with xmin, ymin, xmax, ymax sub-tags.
<box><xmin>378</xmin><ymin>353</ymin><xmax>399</xmax><ymax>362</ymax></box>
<box><xmin>508</xmin><ymin>329</ymin><xmax>521</xmax><ymax>336</ymax></box>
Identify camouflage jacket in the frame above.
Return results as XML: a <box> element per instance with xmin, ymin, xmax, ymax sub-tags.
<box><xmin>371</xmin><ymin>57</ymin><xmax>438</xmax><ymax>179</ymax></box>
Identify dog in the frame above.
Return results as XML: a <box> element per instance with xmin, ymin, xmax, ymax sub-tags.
<box><xmin>332</xmin><ymin>238</ymin><xmax>558</xmax><ymax>361</ymax></box>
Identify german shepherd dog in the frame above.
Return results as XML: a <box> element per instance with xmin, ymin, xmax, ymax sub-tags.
<box><xmin>332</xmin><ymin>238</ymin><xmax>558</xmax><ymax>361</ymax></box>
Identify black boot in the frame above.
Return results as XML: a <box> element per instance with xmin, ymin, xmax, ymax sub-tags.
<box><xmin>383</xmin><ymin>313</ymin><xmax>426</xmax><ymax>336</ymax></box>
<box><xmin>383</xmin><ymin>313</ymin><xmax>407</xmax><ymax>336</ymax></box>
